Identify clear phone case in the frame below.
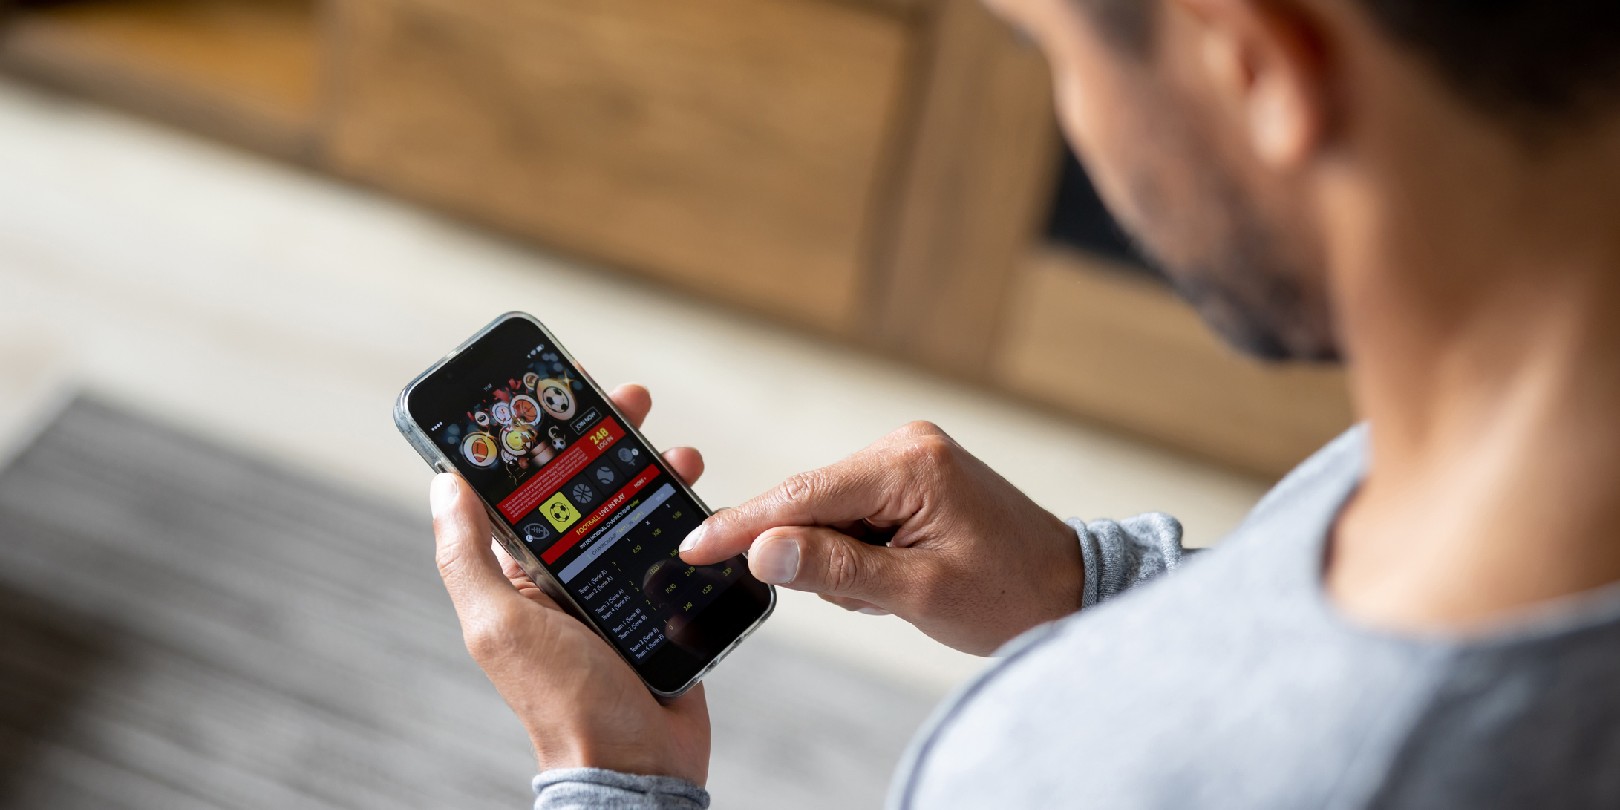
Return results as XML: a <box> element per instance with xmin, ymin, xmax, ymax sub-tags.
<box><xmin>393</xmin><ymin>311</ymin><xmax>773</xmax><ymax>698</ymax></box>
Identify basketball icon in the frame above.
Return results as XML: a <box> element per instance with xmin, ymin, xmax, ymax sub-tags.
<box><xmin>571</xmin><ymin>482</ymin><xmax>597</xmax><ymax>506</ymax></box>
<box><xmin>510</xmin><ymin>394</ymin><xmax>541</xmax><ymax>425</ymax></box>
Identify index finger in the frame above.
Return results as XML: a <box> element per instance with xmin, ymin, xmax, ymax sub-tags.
<box><xmin>678</xmin><ymin>450</ymin><xmax>898</xmax><ymax>565</ymax></box>
<box><xmin>608</xmin><ymin>383</ymin><xmax>652</xmax><ymax>429</ymax></box>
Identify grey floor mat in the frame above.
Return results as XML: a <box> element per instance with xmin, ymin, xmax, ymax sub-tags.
<box><xmin>0</xmin><ymin>397</ymin><xmax>938</xmax><ymax>809</ymax></box>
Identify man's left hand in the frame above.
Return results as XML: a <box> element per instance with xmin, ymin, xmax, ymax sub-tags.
<box><xmin>429</xmin><ymin>383</ymin><xmax>710</xmax><ymax>783</ymax></box>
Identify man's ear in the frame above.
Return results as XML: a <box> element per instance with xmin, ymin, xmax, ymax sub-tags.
<box><xmin>1172</xmin><ymin>0</ymin><xmax>1334</xmax><ymax>168</ymax></box>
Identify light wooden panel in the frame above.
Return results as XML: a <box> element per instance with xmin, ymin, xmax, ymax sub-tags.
<box><xmin>0</xmin><ymin>0</ymin><xmax>322</xmax><ymax>160</ymax></box>
<box><xmin>829</xmin><ymin>0</ymin><xmax>937</xmax><ymax>15</ymax></box>
<box><xmin>866</xmin><ymin>0</ymin><xmax>1058</xmax><ymax>372</ymax></box>
<box><xmin>326</xmin><ymin>0</ymin><xmax>913</xmax><ymax>334</ymax></box>
<box><xmin>996</xmin><ymin>249</ymin><xmax>1355</xmax><ymax>478</ymax></box>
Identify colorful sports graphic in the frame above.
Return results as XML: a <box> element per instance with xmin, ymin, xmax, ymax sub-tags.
<box><xmin>427</xmin><ymin>335</ymin><xmax>740</xmax><ymax>664</ymax></box>
<box><xmin>461</xmin><ymin>432</ymin><xmax>500</xmax><ymax>468</ymax></box>
<box><xmin>501</xmin><ymin>423</ymin><xmax>538</xmax><ymax>455</ymax></box>
<box><xmin>511</xmin><ymin>394</ymin><xmax>541</xmax><ymax>425</ymax></box>
<box><xmin>435</xmin><ymin>343</ymin><xmax>590</xmax><ymax>488</ymax></box>
<box><xmin>540</xmin><ymin>492</ymin><xmax>582</xmax><ymax>532</ymax></box>
<box><xmin>538</xmin><ymin>378</ymin><xmax>577</xmax><ymax>420</ymax></box>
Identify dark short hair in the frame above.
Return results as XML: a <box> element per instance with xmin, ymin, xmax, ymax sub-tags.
<box><xmin>1083</xmin><ymin>1</ymin><xmax>1620</xmax><ymax>129</ymax></box>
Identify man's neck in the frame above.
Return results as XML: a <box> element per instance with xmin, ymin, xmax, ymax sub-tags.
<box><xmin>1325</xmin><ymin>119</ymin><xmax>1620</xmax><ymax>632</ymax></box>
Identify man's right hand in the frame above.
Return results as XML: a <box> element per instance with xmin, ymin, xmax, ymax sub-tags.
<box><xmin>678</xmin><ymin>421</ymin><xmax>1084</xmax><ymax>655</ymax></box>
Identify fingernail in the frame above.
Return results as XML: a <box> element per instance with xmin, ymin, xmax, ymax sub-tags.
<box><xmin>750</xmin><ymin>534</ymin><xmax>800</xmax><ymax>585</ymax></box>
<box><xmin>858</xmin><ymin>607</ymin><xmax>890</xmax><ymax>616</ymax></box>
<box><xmin>679</xmin><ymin>524</ymin><xmax>706</xmax><ymax>554</ymax></box>
<box><xmin>430</xmin><ymin>473</ymin><xmax>460</xmax><ymax>517</ymax></box>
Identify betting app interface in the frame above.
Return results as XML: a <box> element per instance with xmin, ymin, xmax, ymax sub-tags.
<box><xmin>426</xmin><ymin>340</ymin><xmax>742</xmax><ymax>663</ymax></box>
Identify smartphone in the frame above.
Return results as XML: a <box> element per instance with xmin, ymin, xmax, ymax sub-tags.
<box><xmin>395</xmin><ymin>312</ymin><xmax>773</xmax><ymax>697</ymax></box>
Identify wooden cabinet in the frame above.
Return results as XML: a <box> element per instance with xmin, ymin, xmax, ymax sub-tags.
<box><xmin>0</xmin><ymin>0</ymin><xmax>1352</xmax><ymax>478</ymax></box>
<box><xmin>996</xmin><ymin>251</ymin><xmax>1354</xmax><ymax>476</ymax></box>
<box><xmin>326</xmin><ymin>0</ymin><xmax>913</xmax><ymax>332</ymax></box>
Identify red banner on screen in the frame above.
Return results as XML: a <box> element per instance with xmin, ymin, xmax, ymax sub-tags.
<box><xmin>496</xmin><ymin>416</ymin><xmax>626</xmax><ymax>522</ymax></box>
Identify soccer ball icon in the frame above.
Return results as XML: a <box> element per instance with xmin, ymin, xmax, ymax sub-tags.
<box><xmin>538</xmin><ymin>380</ymin><xmax>577</xmax><ymax>419</ymax></box>
<box><xmin>546</xmin><ymin>501</ymin><xmax>573</xmax><ymax>523</ymax></box>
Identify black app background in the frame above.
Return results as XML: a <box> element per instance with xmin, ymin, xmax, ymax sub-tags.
<box><xmin>423</xmin><ymin>337</ymin><xmax>740</xmax><ymax>662</ymax></box>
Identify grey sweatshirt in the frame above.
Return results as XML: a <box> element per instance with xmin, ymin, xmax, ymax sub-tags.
<box><xmin>533</xmin><ymin>427</ymin><xmax>1620</xmax><ymax>808</ymax></box>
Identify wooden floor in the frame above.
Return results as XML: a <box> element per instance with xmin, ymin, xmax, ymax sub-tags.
<box><xmin>0</xmin><ymin>398</ymin><xmax>934</xmax><ymax>809</ymax></box>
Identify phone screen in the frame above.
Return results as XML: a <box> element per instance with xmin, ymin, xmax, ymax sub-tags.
<box><xmin>404</xmin><ymin>316</ymin><xmax>771</xmax><ymax>693</ymax></box>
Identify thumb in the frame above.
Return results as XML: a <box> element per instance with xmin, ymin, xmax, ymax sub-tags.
<box><xmin>430</xmin><ymin>473</ymin><xmax>524</xmax><ymax>623</ymax></box>
<box><xmin>748</xmin><ymin>527</ymin><xmax>907</xmax><ymax>606</ymax></box>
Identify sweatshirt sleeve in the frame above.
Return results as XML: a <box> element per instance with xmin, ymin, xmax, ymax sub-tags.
<box><xmin>1071</xmin><ymin>513</ymin><xmax>1191</xmax><ymax>609</ymax></box>
<box><xmin>532</xmin><ymin>769</ymin><xmax>709</xmax><ymax>810</ymax></box>
<box><xmin>527</xmin><ymin>516</ymin><xmax>1189</xmax><ymax>808</ymax></box>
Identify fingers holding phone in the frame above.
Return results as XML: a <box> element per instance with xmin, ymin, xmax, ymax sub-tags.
<box><xmin>396</xmin><ymin>313</ymin><xmax>773</xmax><ymax>698</ymax></box>
<box><xmin>429</xmin><ymin>472</ymin><xmax>712</xmax><ymax>783</ymax></box>
<box><xmin>397</xmin><ymin>312</ymin><xmax>779</xmax><ymax>785</ymax></box>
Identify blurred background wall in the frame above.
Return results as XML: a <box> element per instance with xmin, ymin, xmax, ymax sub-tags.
<box><xmin>0</xmin><ymin>0</ymin><xmax>1352</xmax><ymax>477</ymax></box>
<box><xmin>0</xmin><ymin>1</ymin><xmax>1352</xmax><ymax>807</ymax></box>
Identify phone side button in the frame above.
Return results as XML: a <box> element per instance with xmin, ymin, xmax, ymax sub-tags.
<box><xmin>433</xmin><ymin>459</ymin><xmax>455</xmax><ymax>474</ymax></box>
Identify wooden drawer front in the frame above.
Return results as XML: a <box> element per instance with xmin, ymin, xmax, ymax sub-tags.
<box><xmin>0</xmin><ymin>0</ymin><xmax>323</xmax><ymax>161</ymax></box>
<box><xmin>327</xmin><ymin>0</ymin><xmax>911</xmax><ymax>332</ymax></box>
<box><xmin>996</xmin><ymin>252</ymin><xmax>1355</xmax><ymax>478</ymax></box>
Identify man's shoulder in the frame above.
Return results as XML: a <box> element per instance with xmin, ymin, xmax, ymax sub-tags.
<box><xmin>1246</xmin><ymin>422</ymin><xmax>1370</xmax><ymax>526</ymax></box>
<box><xmin>897</xmin><ymin>542</ymin><xmax>1442</xmax><ymax>809</ymax></box>
<box><xmin>894</xmin><ymin>423</ymin><xmax>1389</xmax><ymax>808</ymax></box>
<box><xmin>898</xmin><ymin>560</ymin><xmax>1620</xmax><ymax>810</ymax></box>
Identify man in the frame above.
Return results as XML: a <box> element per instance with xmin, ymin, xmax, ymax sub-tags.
<box><xmin>427</xmin><ymin>0</ymin><xmax>1620</xmax><ymax>806</ymax></box>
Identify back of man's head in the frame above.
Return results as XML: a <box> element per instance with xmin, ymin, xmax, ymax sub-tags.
<box><xmin>1083</xmin><ymin>0</ymin><xmax>1620</xmax><ymax>130</ymax></box>
<box><xmin>990</xmin><ymin>0</ymin><xmax>1620</xmax><ymax>361</ymax></box>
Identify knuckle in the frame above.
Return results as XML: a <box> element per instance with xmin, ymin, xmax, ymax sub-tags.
<box><xmin>902</xmin><ymin>432</ymin><xmax>956</xmax><ymax>467</ymax></box>
<box><xmin>462</xmin><ymin>622</ymin><xmax>505</xmax><ymax>662</ymax></box>
<box><xmin>823</xmin><ymin>539</ymin><xmax>864</xmax><ymax>595</ymax></box>
<box><xmin>434</xmin><ymin>542</ymin><xmax>468</xmax><ymax>578</ymax></box>
<box><xmin>777</xmin><ymin>470</ymin><xmax>823</xmax><ymax>506</ymax></box>
<box><xmin>462</xmin><ymin>609</ymin><xmax>521</xmax><ymax>662</ymax></box>
<box><xmin>895</xmin><ymin>420</ymin><xmax>947</xmax><ymax>441</ymax></box>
